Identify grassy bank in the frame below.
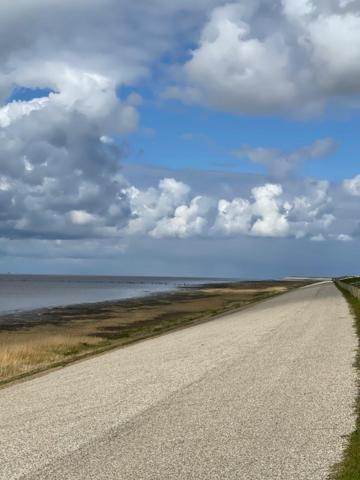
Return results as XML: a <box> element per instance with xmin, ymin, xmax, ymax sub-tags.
<box><xmin>0</xmin><ymin>280</ymin><xmax>308</xmax><ymax>386</ymax></box>
<box><xmin>339</xmin><ymin>277</ymin><xmax>360</xmax><ymax>286</ymax></box>
<box><xmin>331</xmin><ymin>285</ymin><xmax>360</xmax><ymax>480</ymax></box>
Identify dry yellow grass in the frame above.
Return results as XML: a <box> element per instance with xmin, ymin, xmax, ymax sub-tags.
<box><xmin>0</xmin><ymin>333</ymin><xmax>101</xmax><ymax>379</ymax></box>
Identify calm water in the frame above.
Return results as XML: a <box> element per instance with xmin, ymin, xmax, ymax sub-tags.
<box><xmin>0</xmin><ymin>274</ymin><xmax>227</xmax><ymax>315</ymax></box>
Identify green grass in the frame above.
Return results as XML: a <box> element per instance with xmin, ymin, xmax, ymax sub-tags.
<box><xmin>331</xmin><ymin>284</ymin><xmax>360</xmax><ymax>479</ymax></box>
<box><xmin>340</xmin><ymin>277</ymin><xmax>360</xmax><ymax>286</ymax></box>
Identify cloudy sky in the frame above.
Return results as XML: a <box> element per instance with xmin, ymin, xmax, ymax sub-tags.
<box><xmin>1</xmin><ymin>0</ymin><xmax>360</xmax><ymax>278</ymax></box>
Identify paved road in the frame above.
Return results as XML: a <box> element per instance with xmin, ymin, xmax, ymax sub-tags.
<box><xmin>0</xmin><ymin>282</ymin><xmax>357</xmax><ymax>480</ymax></box>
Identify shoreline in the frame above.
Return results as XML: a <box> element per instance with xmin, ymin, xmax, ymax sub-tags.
<box><xmin>0</xmin><ymin>281</ymin><xmax>232</xmax><ymax>330</ymax></box>
<box><xmin>0</xmin><ymin>280</ymin><xmax>263</xmax><ymax>331</ymax></box>
<box><xmin>0</xmin><ymin>288</ymin><xmax>193</xmax><ymax>331</ymax></box>
<box><xmin>0</xmin><ymin>280</ymin><xmax>312</xmax><ymax>386</ymax></box>
<box><xmin>0</xmin><ymin>278</ymin><xmax>234</xmax><ymax>324</ymax></box>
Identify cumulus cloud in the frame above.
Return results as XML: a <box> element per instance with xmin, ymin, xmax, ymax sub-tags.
<box><xmin>232</xmin><ymin>138</ymin><xmax>336</xmax><ymax>177</ymax></box>
<box><xmin>214</xmin><ymin>198</ymin><xmax>252</xmax><ymax>236</ymax></box>
<box><xmin>286</xmin><ymin>180</ymin><xmax>334</xmax><ymax>231</ymax></box>
<box><xmin>115</xmin><ymin>175</ymin><xmax>335</xmax><ymax>241</ymax></box>
<box><xmin>251</xmin><ymin>185</ymin><xmax>290</xmax><ymax>237</ymax></box>
<box><xmin>151</xmin><ymin>196</ymin><xmax>212</xmax><ymax>239</ymax></box>
<box><xmin>0</xmin><ymin>0</ymin><xmax>356</xmax><ymax>260</ymax></box>
<box><xmin>213</xmin><ymin>180</ymin><xmax>334</xmax><ymax>239</ymax></box>
<box><xmin>0</xmin><ymin>91</ymin><xmax>342</xmax><ymax>245</ymax></box>
<box><xmin>0</xmin><ymin>0</ymin><xmax>226</xmax><ymax>243</ymax></box>
<box><xmin>166</xmin><ymin>0</ymin><xmax>360</xmax><ymax>115</ymax></box>
<box><xmin>123</xmin><ymin>178</ymin><xmax>191</xmax><ymax>236</ymax></box>
<box><xmin>122</xmin><ymin>178</ymin><xmax>212</xmax><ymax>240</ymax></box>
<box><xmin>343</xmin><ymin>174</ymin><xmax>360</xmax><ymax>196</ymax></box>
<box><xmin>4</xmin><ymin>0</ymin><xmax>357</xmax><ymax>119</ymax></box>
<box><xmin>126</xmin><ymin>180</ymin><xmax>293</xmax><ymax>240</ymax></box>
<box><xmin>0</xmin><ymin>0</ymin><xmax>225</xmax><ymax>101</ymax></box>
<box><xmin>0</xmin><ymin>76</ymin><xmax>137</xmax><ymax>240</ymax></box>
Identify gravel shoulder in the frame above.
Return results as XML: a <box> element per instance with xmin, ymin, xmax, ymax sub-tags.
<box><xmin>0</xmin><ymin>282</ymin><xmax>357</xmax><ymax>480</ymax></box>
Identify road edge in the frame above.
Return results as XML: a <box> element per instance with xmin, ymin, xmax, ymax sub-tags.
<box><xmin>330</xmin><ymin>283</ymin><xmax>360</xmax><ymax>479</ymax></box>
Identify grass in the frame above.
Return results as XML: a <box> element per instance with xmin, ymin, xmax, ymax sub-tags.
<box><xmin>331</xmin><ymin>284</ymin><xmax>360</xmax><ymax>479</ymax></box>
<box><xmin>340</xmin><ymin>277</ymin><xmax>360</xmax><ymax>286</ymax></box>
<box><xmin>0</xmin><ymin>280</ymin><xmax>310</xmax><ymax>387</ymax></box>
<box><xmin>0</xmin><ymin>334</ymin><xmax>103</xmax><ymax>379</ymax></box>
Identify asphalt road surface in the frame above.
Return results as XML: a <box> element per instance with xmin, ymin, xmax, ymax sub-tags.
<box><xmin>0</xmin><ymin>282</ymin><xmax>357</xmax><ymax>480</ymax></box>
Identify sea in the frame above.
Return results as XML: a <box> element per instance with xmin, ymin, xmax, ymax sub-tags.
<box><xmin>0</xmin><ymin>274</ymin><xmax>229</xmax><ymax>316</ymax></box>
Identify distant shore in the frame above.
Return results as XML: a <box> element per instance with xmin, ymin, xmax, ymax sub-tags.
<box><xmin>0</xmin><ymin>279</ymin><xmax>312</xmax><ymax>386</ymax></box>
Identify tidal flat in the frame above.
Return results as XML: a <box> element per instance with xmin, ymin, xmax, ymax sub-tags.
<box><xmin>0</xmin><ymin>280</ymin><xmax>311</xmax><ymax>386</ymax></box>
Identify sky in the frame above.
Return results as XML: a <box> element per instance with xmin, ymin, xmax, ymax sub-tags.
<box><xmin>1</xmin><ymin>0</ymin><xmax>360</xmax><ymax>278</ymax></box>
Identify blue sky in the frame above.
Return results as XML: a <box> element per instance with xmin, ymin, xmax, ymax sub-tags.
<box><xmin>0</xmin><ymin>0</ymin><xmax>360</xmax><ymax>278</ymax></box>
<box><xmin>10</xmin><ymin>85</ymin><xmax>359</xmax><ymax>180</ymax></box>
<box><xmin>129</xmin><ymin>98</ymin><xmax>359</xmax><ymax>179</ymax></box>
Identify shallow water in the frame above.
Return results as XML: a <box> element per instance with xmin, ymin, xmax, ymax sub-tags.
<box><xmin>0</xmin><ymin>274</ymin><xmax>226</xmax><ymax>315</ymax></box>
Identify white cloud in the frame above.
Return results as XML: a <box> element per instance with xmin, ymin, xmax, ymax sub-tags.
<box><xmin>304</xmin><ymin>10</ymin><xmax>360</xmax><ymax>95</ymax></box>
<box><xmin>0</xmin><ymin>0</ymin><xmax>228</xmax><ymax>244</ymax></box>
<box><xmin>213</xmin><ymin>198</ymin><xmax>252</xmax><ymax>235</ymax></box>
<box><xmin>310</xmin><ymin>234</ymin><xmax>325</xmax><ymax>242</ymax></box>
<box><xmin>167</xmin><ymin>0</ymin><xmax>360</xmax><ymax>115</ymax></box>
<box><xmin>0</xmin><ymin>78</ymin><xmax>135</xmax><ymax>240</ymax></box>
<box><xmin>151</xmin><ymin>196</ymin><xmax>211</xmax><ymax>238</ymax></box>
<box><xmin>0</xmin><ymin>176</ymin><xmax>11</xmax><ymax>192</ymax></box>
<box><xmin>125</xmin><ymin>180</ymin><xmax>299</xmax><ymax>240</ymax></box>
<box><xmin>283</xmin><ymin>0</ymin><xmax>315</xmax><ymax>18</ymax></box>
<box><xmin>123</xmin><ymin>178</ymin><xmax>191</xmax><ymax>236</ymax></box>
<box><xmin>343</xmin><ymin>174</ymin><xmax>360</xmax><ymax>196</ymax></box>
<box><xmin>126</xmin><ymin>180</ymin><xmax>295</xmax><ymax>240</ymax></box>
<box><xmin>336</xmin><ymin>234</ymin><xmax>353</xmax><ymax>242</ymax></box>
<box><xmin>0</xmin><ymin>0</ymin><xmax>223</xmax><ymax>102</ymax></box>
<box><xmin>212</xmin><ymin>179</ymin><xmax>336</xmax><ymax>240</ymax></box>
<box><xmin>288</xmin><ymin>180</ymin><xmax>332</xmax><ymax>221</ymax></box>
<box><xmin>0</xmin><ymin>97</ymin><xmax>49</xmax><ymax>128</ymax></box>
<box><xmin>251</xmin><ymin>184</ymin><xmax>290</xmax><ymax>237</ymax></box>
<box><xmin>166</xmin><ymin>3</ymin><xmax>296</xmax><ymax>114</ymax></box>
<box><xmin>70</xmin><ymin>210</ymin><xmax>98</xmax><ymax>226</ymax></box>
<box><xmin>0</xmin><ymin>0</ymin><xmax>356</xmax><ymax>255</ymax></box>
<box><xmin>2</xmin><ymin>1</ymin><xmax>360</xmax><ymax>120</ymax></box>
<box><xmin>0</xmin><ymin>77</ymin><xmax>344</xmax><ymax>248</ymax></box>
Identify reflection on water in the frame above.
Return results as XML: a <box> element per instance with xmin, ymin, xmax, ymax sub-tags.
<box><xmin>0</xmin><ymin>274</ymin><xmax>228</xmax><ymax>315</ymax></box>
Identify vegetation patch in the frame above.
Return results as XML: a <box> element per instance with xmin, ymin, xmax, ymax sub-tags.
<box><xmin>0</xmin><ymin>280</ymin><xmax>311</xmax><ymax>386</ymax></box>
<box><xmin>331</xmin><ymin>284</ymin><xmax>360</xmax><ymax>480</ymax></box>
<box><xmin>340</xmin><ymin>277</ymin><xmax>360</xmax><ymax>287</ymax></box>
